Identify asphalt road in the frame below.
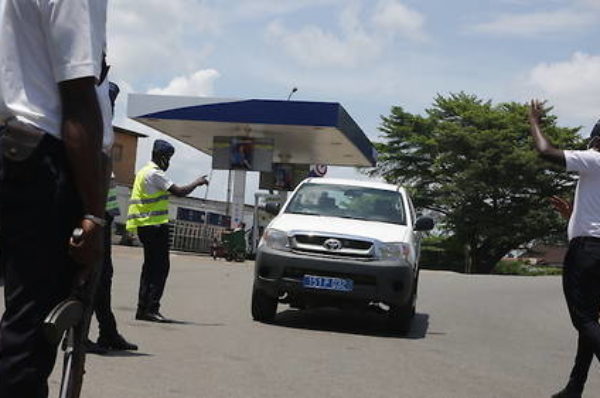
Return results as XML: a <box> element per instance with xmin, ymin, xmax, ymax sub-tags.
<box><xmin>2</xmin><ymin>245</ymin><xmax>599</xmax><ymax>397</ymax></box>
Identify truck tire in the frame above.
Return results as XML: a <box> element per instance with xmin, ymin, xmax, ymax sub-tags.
<box><xmin>251</xmin><ymin>289</ymin><xmax>277</xmax><ymax>322</ymax></box>
<box><xmin>388</xmin><ymin>283</ymin><xmax>417</xmax><ymax>334</ymax></box>
<box><xmin>388</xmin><ymin>303</ymin><xmax>413</xmax><ymax>334</ymax></box>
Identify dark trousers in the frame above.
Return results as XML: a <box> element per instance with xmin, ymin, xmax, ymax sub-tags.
<box><xmin>0</xmin><ymin>133</ymin><xmax>81</xmax><ymax>398</ymax></box>
<box><xmin>136</xmin><ymin>224</ymin><xmax>170</xmax><ymax>314</ymax></box>
<box><xmin>561</xmin><ymin>237</ymin><xmax>600</xmax><ymax>394</ymax></box>
<box><xmin>93</xmin><ymin>216</ymin><xmax>118</xmax><ymax>339</ymax></box>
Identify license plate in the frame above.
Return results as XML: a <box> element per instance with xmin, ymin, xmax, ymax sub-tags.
<box><xmin>302</xmin><ymin>275</ymin><xmax>354</xmax><ymax>292</ymax></box>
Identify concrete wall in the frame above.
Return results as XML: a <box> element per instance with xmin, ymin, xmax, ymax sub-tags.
<box><xmin>112</xmin><ymin>131</ymin><xmax>139</xmax><ymax>187</ymax></box>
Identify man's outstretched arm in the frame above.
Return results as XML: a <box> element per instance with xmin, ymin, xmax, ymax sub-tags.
<box><xmin>528</xmin><ymin>99</ymin><xmax>565</xmax><ymax>167</ymax></box>
<box><xmin>169</xmin><ymin>175</ymin><xmax>208</xmax><ymax>197</ymax></box>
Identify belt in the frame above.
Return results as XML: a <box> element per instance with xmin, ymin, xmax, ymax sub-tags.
<box><xmin>573</xmin><ymin>236</ymin><xmax>600</xmax><ymax>244</ymax></box>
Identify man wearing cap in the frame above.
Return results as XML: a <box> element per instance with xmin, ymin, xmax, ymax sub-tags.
<box><xmin>85</xmin><ymin>82</ymin><xmax>137</xmax><ymax>352</ymax></box>
<box><xmin>529</xmin><ymin>100</ymin><xmax>600</xmax><ymax>398</ymax></box>
<box><xmin>127</xmin><ymin>140</ymin><xmax>208</xmax><ymax>322</ymax></box>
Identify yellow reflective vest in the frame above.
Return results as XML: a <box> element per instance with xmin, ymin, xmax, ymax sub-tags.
<box><xmin>106</xmin><ymin>185</ymin><xmax>120</xmax><ymax>217</ymax></box>
<box><xmin>126</xmin><ymin>162</ymin><xmax>170</xmax><ymax>231</ymax></box>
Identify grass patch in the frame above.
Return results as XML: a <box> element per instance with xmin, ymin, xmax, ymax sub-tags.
<box><xmin>494</xmin><ymin>260</ymin><xmax>562</xmax><ymax>276</ymax></box>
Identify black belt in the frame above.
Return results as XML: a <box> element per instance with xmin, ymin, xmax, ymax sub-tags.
<box><xmin>573</xmin><ymin>236</ymin><xmax>600</xmax><ymax>244</ymax></box>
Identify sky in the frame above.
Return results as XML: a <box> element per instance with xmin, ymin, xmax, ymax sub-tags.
<box><xmin>107</xmin><ymin>0</ymin><xmax>600</xmax><ymax>203</ymax></box>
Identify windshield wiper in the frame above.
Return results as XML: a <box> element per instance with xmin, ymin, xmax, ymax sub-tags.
<box><xmin>336</xmin><ymin>215</ymin><xmax>371</xmax><ymax>221</ymax></box>
<box><xmin>287</xmin><ymin>211</ymin><xmax>323</xmax><ymax>216</ymax></box>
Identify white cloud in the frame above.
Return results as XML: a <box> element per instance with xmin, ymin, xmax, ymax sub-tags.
<box><xmin>579</xmin><ymin>0</ymin><xmax>600</xmax><ymax>9</ymax></box>
<box><xmin>471</xmin><ymin>9</ymin><xmax>594</xmax><ymax>36</ymax></box>
<box><xmin>266</xmin><ymin>20</ymin><xmax>382</xmax><ymax>68</ymax></box>
<box><xmin>107</xmin><ymin>0</ymin><xmax>220</xmax><ymax>88</ymax></box>
<box><xmin>372</xmin><ymin>0</ymin><xmax>427</xmax><ymax>41</ymax></box>
<box><xmin>264</xmin><ymin>1</ymin><xmax>427</xmax><ymax>69</ymax></box>
<box><xmin>147</xmin><ymin>69</ymin><xmax>221</xmax><ymax>96</ymax></box>
<box><xmin>523</xmin><ymin>52</ymin><xmax>600</xmax><ymax>127</ymax></box>
<box><xmin>234</xmin><ymin>0</ymin><xmax>341</xmax><ymax>18</ymax></box>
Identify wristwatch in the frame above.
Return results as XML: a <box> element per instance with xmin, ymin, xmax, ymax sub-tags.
<box><xmin>83</xmin><ymin>214</ymin><xmax>106</xmax><ymax>227</ymax></box>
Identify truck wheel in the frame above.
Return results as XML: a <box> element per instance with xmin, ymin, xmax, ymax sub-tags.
<box><xmin>251</xmin><ymin>289</ymin><xmax>277</xmax><ymax>322</ymax></box>
<box><xmin>388</xmin><ymin>304</ymin><xmax>413</xmax><ymax>334</ymax></box>
<box><xmin>388</xmin><ymin>286</ymin><xmax>416</xmax><ymax>334</ymax></box>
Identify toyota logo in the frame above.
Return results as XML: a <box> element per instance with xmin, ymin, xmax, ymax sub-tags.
<box><xmin>323</xmin><ymin>238</ymin><xmax>343</xmax><ymax>251</ymax></box>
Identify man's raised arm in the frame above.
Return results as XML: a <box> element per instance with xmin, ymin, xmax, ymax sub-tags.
<box><xmin>528</xmin><ymin>99</ymin><xmax>565</xmax><ymax>167</ymax></box>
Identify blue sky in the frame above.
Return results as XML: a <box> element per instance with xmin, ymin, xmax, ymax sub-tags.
<box><xmin>107</xmin><ymin>0</ymin><xmax>600</xmax><ymax>202</ymax></box>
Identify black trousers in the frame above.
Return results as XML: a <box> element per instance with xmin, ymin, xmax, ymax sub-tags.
<box><xmin>561</xmin><ymin>237</ymin><xmax>600</xmax><ymax>394</ymax></box>
<box><xmin>136</xmin><ymin>224</ymin><xmax>170</xmax><ymax>314</ymax></box>
<box><xmin>93</xmin><ymin>215</ymin><xmax>118</xmax><ymax>339</ymax></box>
<box><xmin>0</xmin><ymin>133</ymin><xmax>81</xmax><ymax>398</ymax></box>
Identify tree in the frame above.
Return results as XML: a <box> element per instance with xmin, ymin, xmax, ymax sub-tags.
<box><xmin>371</xmin><ymin>93</ymin><xmax>585</xmax><ymax>273</ymax></box>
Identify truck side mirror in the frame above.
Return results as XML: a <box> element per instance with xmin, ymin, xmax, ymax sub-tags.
<box><xmin>414</xmin><ymin>216</ymin><xmax>434</xmax><ymax>232</ymax></box>
<box><xmin>265</xmin><ymin>202</ymin><xmax>281</xmax><ymax>215</ymax></box>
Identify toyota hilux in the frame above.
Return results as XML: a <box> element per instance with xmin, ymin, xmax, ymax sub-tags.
<box><xmin>251</xmin><ymin>178</ymin><xmax>434</xmax><ymax>332</ymax></box>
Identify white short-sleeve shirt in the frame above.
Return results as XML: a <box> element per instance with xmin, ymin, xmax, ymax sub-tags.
<box><xmin>0</xmin><ymin>0</ymin><xmax>112</xmax><ymax>151</ymax></box>
<box><xmin>144</xmin><ymin>162</ymin><xmax>174</xmax><ymax>195</ymax></box>
<box><xmin>564</xmin><ymin>149</ymin><xmax>600</xmax><ymax>240</ymax></box>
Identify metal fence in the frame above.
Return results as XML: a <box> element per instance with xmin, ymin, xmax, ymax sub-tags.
<box><xmin>169</xmin><ymin>221</ymin><xmax>226</xmax><ymax>253</ymax></box>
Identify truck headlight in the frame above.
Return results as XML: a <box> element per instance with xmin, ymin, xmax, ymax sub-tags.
<box><xmin>378</xmin><ymin>242</ymin><xmax>410</xmax><ymax>262</ymax></box>
<box><xmin>260</xmin><ymin>228</ymin><xmax>290</xmax><ymax>251</ymax></box>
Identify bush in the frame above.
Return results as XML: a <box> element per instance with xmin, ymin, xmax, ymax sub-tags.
<box><xmin>493</xmin><ymin>260</ymin><xmax>562</xmax><ymax>276</ymax></box>
<box><xmin>419</xmin><ymin>236</ymin><xmax>467</xmax><ymax>272</ymax></box>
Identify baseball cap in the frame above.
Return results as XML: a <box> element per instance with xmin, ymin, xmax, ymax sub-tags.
<box><xmin>153</xmin><ymin>139</ymin><xmax>175</xmax><ymax>156</ymax></box>
<box><xmin>590</xmin><ymin>120</ymin><xmax>600</xmax><ymax>138</ymax></box>
<box><xmin>108</xmin><ymin>82</ymin><xmax>120</xmax><ymax>113</ymax></box>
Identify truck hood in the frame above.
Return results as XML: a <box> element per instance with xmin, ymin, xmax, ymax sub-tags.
<box><xmin>268</xmin><ymin>213</ymin><xmax>410</xmax><ymax>243</ymax></box>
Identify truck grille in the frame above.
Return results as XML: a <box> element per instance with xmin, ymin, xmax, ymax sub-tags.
<box><xmin>291</xmin><ymin>234</ymin><xmax>374</xmax><ymax>259</ymax></box>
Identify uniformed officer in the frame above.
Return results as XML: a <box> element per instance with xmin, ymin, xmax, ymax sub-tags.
<box><xmin>127</xmin><ymin>140</ymin><xmax>208</xmax><ymax>322</ymax></box>
<box><xmin>0</xmin><ymin>1</ymin><xmax>110</xmax><ymax>396</ymax></box>
<box><xmin>529</xmin><ymin>101</ymin><xmax>600</xmax><ymax>398</ymax></box>
<box><xmin>81</xmin><ymin>82</ymin><xmax>138</xmax><ymax>353</ymax></box>
<box><xmin>85</xmin><ymin>172</ymin><xmax>138</xmax><ymax>352</ymax></box>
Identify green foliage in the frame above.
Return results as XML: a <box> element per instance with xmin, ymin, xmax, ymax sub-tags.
<box><xmin>494</xmin><ymin>260</ymin><xmax>562</xmax><ymax>276</ymax></box>
<box><xmin>372</xmin><ymin>93</ymin><xmax>585</xmax><ymax>273</ymax></box>
<box><xmin>419</xmin><ymin>236</ymin><xmax>464</xmax><ymax>272</ymax></box>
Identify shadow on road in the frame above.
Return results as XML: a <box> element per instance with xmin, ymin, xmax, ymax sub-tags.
<box><xmin>103</xmin><ymin>351</ymin><xmax>153</xmax><ymax>358</ymax></box>
<box><xmin>90</xmin><ymin>351</ymin><xmax>154</xmax><ymax>358</ymax></box>
<box><xmin>270</xmin><ymin>307</ymin><xmax>430</xmax><ymax>339</ymax></box>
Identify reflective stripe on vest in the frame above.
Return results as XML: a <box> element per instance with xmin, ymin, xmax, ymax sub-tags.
<box><xmin>126</xmin><ymin>162</ymin><xmax>170</xmax><ymax>231</ymax></box>
<box><xmin>106</xmin><ymin>186</ymin><xmax>120</xmax><ymax>217</ymax></box>
<box><xmin>129</xmin><ymin>195</ymin><xmax>169</xmax><ymax>205</ymax></box>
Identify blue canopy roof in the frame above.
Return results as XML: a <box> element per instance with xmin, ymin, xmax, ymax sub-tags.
<box><xmin>128</xmin><ymin>95</ymin><xmax>377</xmax><ymax>167</ymax></box>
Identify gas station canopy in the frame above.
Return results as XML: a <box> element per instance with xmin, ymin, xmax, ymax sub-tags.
<box><xmin>127</xmin><ymin>94</ymin><xmax>377</xmax><ymax>167</ymax></box>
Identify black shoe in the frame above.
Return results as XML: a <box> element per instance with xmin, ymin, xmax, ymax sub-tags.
<box><xmin>85</xmin><ymin>339</ymin><xmax>108</xmax><ymax>355</ymax></box>
<box><xmin>98</xmin><ymin>334</ymin><xmax>138</xmax><ymax>351</ymax></box>
<box><xmin>135</xmin><ymin>311</ymin><xmax>171</xmax><ymax>323</ymax></box>
<box><xmin>551</xmin><ymin>388</ymin><xmax>582</xmax><ymax>398</ymax></box>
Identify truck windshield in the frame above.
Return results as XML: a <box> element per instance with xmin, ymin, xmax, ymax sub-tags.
<box><xmin>285</xmin><ymin>183</ymin><xmax>406</xmax><ymax>225</ymax></box>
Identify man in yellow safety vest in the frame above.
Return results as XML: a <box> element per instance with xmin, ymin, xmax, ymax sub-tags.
<box><xmin>127</xmin><ymin>139</ymin><xmax>208</xmax><ymax>322</ymax></box>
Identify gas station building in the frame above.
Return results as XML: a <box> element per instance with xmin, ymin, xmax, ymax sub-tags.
<box><xmin>118</xmin><ymin>94</ymin><xmax>377</xmax><ymax>253</ymax></box>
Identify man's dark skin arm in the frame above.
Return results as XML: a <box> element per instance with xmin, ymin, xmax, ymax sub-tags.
<box><xmin>528</xmin><ymin>99</ymin><xmax>566</xmax><ymax>167</ymax></box>
<box><xmin>169</xmin><ymin>176</ymin><xmax>208</xmax><ymax>197</ymax></box>
<box><xmin>60</xmin><ymin>77</ymin><xmax>107</xmax><ymax>277</ymax></box>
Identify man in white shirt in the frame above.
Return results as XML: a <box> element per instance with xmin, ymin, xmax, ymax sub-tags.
<box><xmin>0</xmin><ymin>1</ymin><xmax>109</xmax><ymax>396</ymax></box>
<box><xmin>529</xmin><ymin>100</ymin><xmax>600</xmax><ymax>398</ymax></box>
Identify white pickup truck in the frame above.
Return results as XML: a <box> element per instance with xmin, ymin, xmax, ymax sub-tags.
<box><xmin>251</xmin><ymin>177</ymin><xmax>434</xmax><ymax>332</ymax></box>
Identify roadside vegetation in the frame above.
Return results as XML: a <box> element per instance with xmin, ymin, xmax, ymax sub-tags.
<box><xmin>368</xmin><ymin>93</ymin><xmax>584</xmax><ymax>274</ymax></box>
<box><xmin>493</xmin><ymin>260</ymin><xmax>562</xmax><ymax>276</ymax></box>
